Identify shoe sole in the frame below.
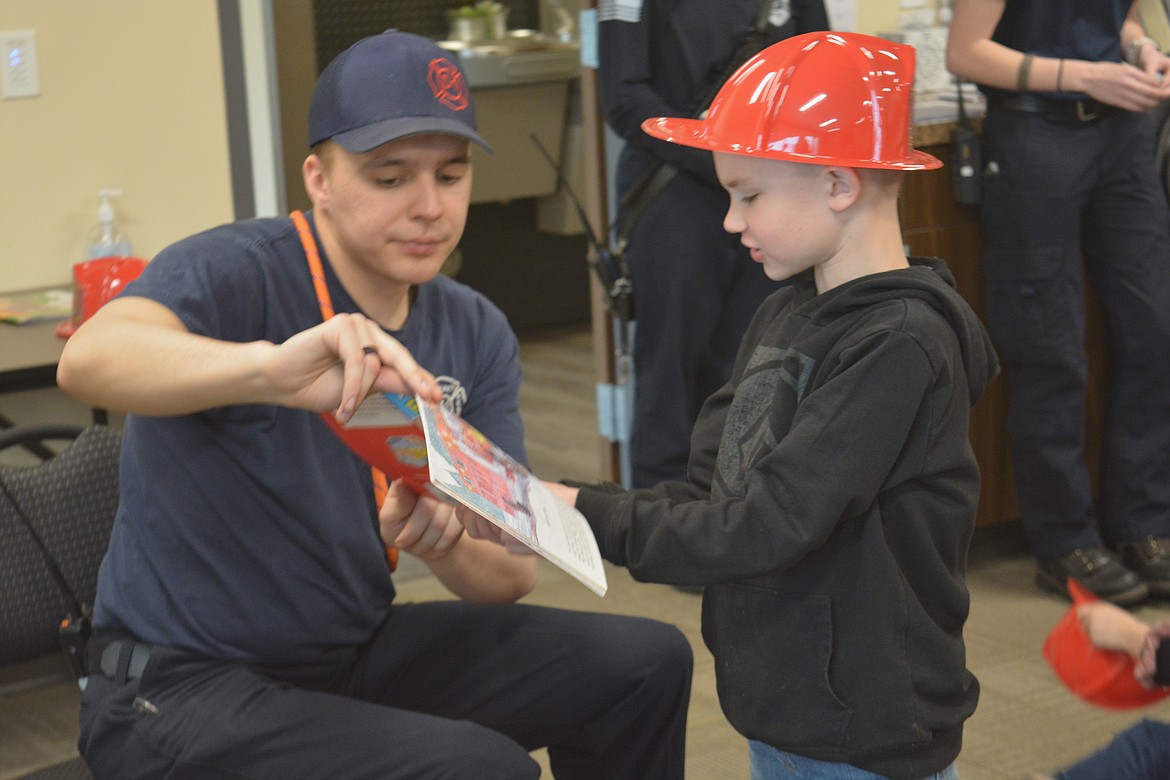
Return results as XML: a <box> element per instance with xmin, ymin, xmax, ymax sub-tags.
<box><xmin>1143</xmin><ymin>582</ymin><xmax>1170</xmax><ymax>600</ymax></box>
<box><xmin>1035</xmin><ymin>570</ymin><xmax>1149</xmax><ymax>607</ymax></box>
<box><xmin>1118</xmin><ymin>557</ymin><xmax>1170</xmax><ymax>600</ymax></box>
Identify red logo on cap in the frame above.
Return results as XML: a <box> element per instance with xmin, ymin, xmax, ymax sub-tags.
<box><xmin>427</xmin><ymin>58</ymin><xmax>469</xmax><ymax>111</ymax></box>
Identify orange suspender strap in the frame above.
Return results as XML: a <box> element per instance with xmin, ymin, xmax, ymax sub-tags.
<box><xmin>371</xmin><ymin>472</ymin><xmax>396</xmax><ymax>572</ymax></box>
<box><xmin>292</xmin><ymin>209</ymin><xmax>335</xmax><ymax>319</ymax></box>
<box><xmin>290</xmin><ymin>209</ymin><xmax>398</xmax><ymax>572</ymax></box>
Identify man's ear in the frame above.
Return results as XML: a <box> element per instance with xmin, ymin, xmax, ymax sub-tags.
<box><xmin>825</xmin><ymin>166</ymin><xmax>862</xmax><ymax>212</ymax></box>
<box><xmin>302</xmin><ymin>153</ymin><xmax>328</xmax><ymax>207</ymax></box>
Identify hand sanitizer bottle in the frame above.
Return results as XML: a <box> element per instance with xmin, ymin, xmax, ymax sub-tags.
<box><xmin>86</xmin><ymin>188</ymin><xmax>134</xmax><ymax>259</ymax></box>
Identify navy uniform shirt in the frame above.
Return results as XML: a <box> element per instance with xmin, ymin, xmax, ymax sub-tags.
<box><xmin>92</xmin><ymin>213</ymin><xmax>525</xmax><ymax>664</ymax></box>
<box><xmin>983</xmin><ymin>0</ymin><xmax>1128</xmax><ymax>103</ymax></box>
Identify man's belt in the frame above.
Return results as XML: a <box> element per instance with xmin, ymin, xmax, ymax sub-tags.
<box><xmin>992</xmin><ymin>93</ymin><xmax>1114</xmax><ymax>123</ymax></box>
<box><xmin>88</xmin><ymin>638</ymin><xmax>152</xmax><ymax>682</ymax></box>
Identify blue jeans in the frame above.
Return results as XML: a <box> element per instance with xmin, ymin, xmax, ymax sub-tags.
<box><xmin>1057</xmin><ymin>718</ymin><xmax>1170</xmax><ymax>780</ymax></box>
<box><xmin>749</xmin><ymin>740</ymin><xmax>959</xmax><ymax>780</ymax></box>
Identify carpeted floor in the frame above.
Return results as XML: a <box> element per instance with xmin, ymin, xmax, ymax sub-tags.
<box><xmin>3</xmin><ymin>326</ymin><xmax>1169</xmax><ymax>779</ymax></box>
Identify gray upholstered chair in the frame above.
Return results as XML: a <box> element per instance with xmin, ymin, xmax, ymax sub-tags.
<box><xmin>0</xmin><ymin>424</ymin><xmax>120</xmax><ymax>780</ymax></box>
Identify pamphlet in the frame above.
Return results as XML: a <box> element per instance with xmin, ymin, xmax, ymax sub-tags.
<box><xmin>326</xmin><ymin>393</ymin><xmax>608</xmax><ymax>596</ymax></box>
<box><xmin>0</xmin><ymin>288</ymin><xmax>72</xmax><ymax>325</ymax></box>
<box><xmin>320</xmin><ymin>393</ymin><xmax>434</xmax><ymax>496</ymax></box>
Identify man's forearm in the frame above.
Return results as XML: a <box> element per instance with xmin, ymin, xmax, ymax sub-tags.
<box><xmin>57</xmin><ymin>297</ymin><xmax>276</xmax><ymax>416</ymax></box>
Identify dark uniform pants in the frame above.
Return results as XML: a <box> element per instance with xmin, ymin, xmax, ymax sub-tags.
<box><xmin>79</xmin><ymin>602</ymin><xmax>693</xmax><ymax>779</ymax></box>
<box><xmin>624</xmin><ymin>171</ymin><xmax>784</xmax><ymax>488</ymax></box>
<box><xmin>979</xmin><ymin>105</ymin><xmax>1170</xmax><ymax>558</ymax></box>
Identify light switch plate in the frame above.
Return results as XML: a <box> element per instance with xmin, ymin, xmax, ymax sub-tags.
<box><xmin>1</xmin><ymin>30</ymin><xmax>40</xmax><ymax>99</ymax></box>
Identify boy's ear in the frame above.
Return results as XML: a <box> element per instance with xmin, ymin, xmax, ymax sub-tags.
<box><xmin>826</xmin><ymin>166</ymin><xmax>862</xmax><ymax>211</ymax></box>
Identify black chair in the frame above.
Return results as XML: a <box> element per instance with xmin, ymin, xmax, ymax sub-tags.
<box><xmin>0</xmin><ymin>424</ymin><xmax>121</xmax><ymax>780</ymax></box>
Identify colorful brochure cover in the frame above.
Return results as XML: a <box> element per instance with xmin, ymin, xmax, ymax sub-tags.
<box><xmin>326</xmin><ymin>393</ymin><xmax>608</xmax><ymax>596</ymax></box>
<box><xmin>320</xmin><ymin>393</ymin><xmax>433</xmax><ymax>496</ymax></box>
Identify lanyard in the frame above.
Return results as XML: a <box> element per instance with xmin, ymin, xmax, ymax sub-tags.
<box><xmin>290</xmin><ymin>210</ymin><xmax>397</xmax><ymax>572</ymax></box>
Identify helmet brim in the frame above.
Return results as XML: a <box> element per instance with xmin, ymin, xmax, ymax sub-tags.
<box><xmin>642</xmin><ymin>116</ymin><xmax>942</xmax><ymax>171</ymax></box>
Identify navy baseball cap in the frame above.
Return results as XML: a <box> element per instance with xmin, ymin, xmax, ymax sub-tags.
<box><xmin>308</xmin><ymin>30</ymin><xmax>493</xmax><ymax>154</ymax></box>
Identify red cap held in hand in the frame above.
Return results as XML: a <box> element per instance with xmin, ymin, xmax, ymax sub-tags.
<box><xmin>1042</xmin><ymin>578</ymin><xmax>1170</xmax><ymax>710</ymax></box>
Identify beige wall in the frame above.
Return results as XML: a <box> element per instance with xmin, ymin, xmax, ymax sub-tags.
<box><xmin>0</xmin><ymin>0</ymin><xmax>234</xmax><ymax>293</ymax></box>
<box><xmin>0</xmin><ymin>0</ymin><xmax>942</xmax><ymax>294</ymax></box>
<box><xmin>857</xmin><ymin>0</ymin><xmax>943</xmax><ymax>35</ymax></box>
<box><xmin>272</xmin><ymin>0</ymin><xmax>316</xmax><ymax>215</ymax></box>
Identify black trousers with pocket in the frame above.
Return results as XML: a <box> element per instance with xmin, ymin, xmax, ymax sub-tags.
<box><xmin>79</xmin><ymin>601</ymin><xmax>693</xmax><ymax>780</ymax></box>
<box><xmin>624</xmin><ymin>171</ymin><xmax>784</xmax><ymax>489</ymax></box>
<box><xmin>978</xmin><ymin>104</ymin><xmax>1170</xmax><ymax>560</ymax></box>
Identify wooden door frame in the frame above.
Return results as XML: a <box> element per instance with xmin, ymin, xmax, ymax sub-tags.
<box><xmin>577</xmin><ymin>0</ymin><xmax>623</xmax><ymax>482</ymax></box>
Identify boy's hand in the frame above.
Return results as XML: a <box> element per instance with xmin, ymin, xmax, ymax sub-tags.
<box><xmin>543</xmin><ymin>480</ymin><xmax>580</xmax><ymax>507</ymax></box>
<box><xmin>1075</xmin><ymin>600</ymin><xmax>1150</xmax><ymax>658</ymax></box>
<box><xmin>379</xmin><ymin>480</ymin><xmax>464</xmax><ymax>561</ymax></box>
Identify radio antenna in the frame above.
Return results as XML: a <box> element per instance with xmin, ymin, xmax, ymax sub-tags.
<box><xmin>528</xmin><ymin>132</ymin><xmax>633</xmax><ymax>329</ymax></box>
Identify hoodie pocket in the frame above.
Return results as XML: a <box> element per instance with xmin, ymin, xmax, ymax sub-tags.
<box><xmin>703</xmin><ymin>583</ymin><xmax>851</xmax><ymax>748</ymax></box>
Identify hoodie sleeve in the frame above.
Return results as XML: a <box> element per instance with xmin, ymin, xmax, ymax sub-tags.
<box><xmin>577</xmin><ymin>321</ymin><xmax>961</xmax><ymax>586</ymax></box>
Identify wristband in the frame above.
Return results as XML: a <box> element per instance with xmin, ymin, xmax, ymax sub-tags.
<box><xmin>1127</xmin><ymin>36</ymin><xmax>1161</xmax><ymax>66</ymax></box>
<box><xmin>1017</xmin><ymin>52</ymin><xmax>1035</xmax><ymax>92</ymax></box>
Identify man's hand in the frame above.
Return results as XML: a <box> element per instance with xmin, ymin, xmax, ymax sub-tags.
<box><xmin>456</xmin><ymin>504</ymin><xmax>536</xmax><ymax>556</ymax></box>
<box><xmin>58</xmin><ymin>298</ymin><xmax>441</xmax><ymax>418</ymax></box>
<box><xmin>380</xmin><ymin>480</ymin><xmax>465</xmax><ymax>561</ymax></box>
<box><xmin>265</xmin><ymin>312</ymin><xmax>440</xmax><ymax>422</ymax></box>
<box><xmin>406</xmin><ymin>496</ymin><xmax>540</xmax><ymax>603</ymax></box>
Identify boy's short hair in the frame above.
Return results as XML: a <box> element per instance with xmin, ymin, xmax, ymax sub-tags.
<box><xmin>857</xmin><ymin>167</ymin><xmax>907</xmax><ymax>195</ymax></box>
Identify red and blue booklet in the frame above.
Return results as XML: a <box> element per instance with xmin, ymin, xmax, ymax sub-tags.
<box><xmin>320</xmin><ymin>392</ymin><xmax>434</xmax><ymax>496</ymax></box>
<box><xmin>324</xmin><ymin>393</ymin><xmax>608</xmax><ymax>596</ymax></box>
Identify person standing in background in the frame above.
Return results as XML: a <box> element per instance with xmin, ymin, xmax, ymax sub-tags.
<box><xmin>947</xmin><ymin>0</ymin><xmax>1170</xmax><ymax>606</ymax></box>
<box><xmin>597</xmin><ymin>0</ymin><xmax>830</xmax><ymax>489</ymax></box>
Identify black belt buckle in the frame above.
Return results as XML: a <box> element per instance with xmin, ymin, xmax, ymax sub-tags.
<box><xmin>1075</xmin><ymin>100</ymin><xmax>1101</xmax><ymax>122</ymax></box>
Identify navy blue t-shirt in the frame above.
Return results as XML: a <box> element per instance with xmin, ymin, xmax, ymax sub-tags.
<box><xmin>91</xmin><ymin>213</ymin><xmax>526</xmax><ymax>663</ymax></box>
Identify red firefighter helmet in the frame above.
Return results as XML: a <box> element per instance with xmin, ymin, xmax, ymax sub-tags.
<box><xmin>642</xmin><ymin>31</ymin><xmax>942</xmax><ymax>170</ymax></box>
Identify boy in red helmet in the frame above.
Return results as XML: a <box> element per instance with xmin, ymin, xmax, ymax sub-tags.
<box><xmin>466</xmin><ymin>31</ymin><xmax>999</xmax><ymax>779</ymax></box>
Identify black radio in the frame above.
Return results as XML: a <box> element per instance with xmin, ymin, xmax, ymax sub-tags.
<box><xmin>951</xmin><ymin>80</ymin><xmax>982</xmax><ymax>207</ymax></box>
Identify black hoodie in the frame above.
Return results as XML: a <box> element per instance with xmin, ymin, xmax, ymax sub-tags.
<box><xmin>577</xmin><ymin>258</ymin><xmax>999</xmax><ymax>779</ymax></box>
